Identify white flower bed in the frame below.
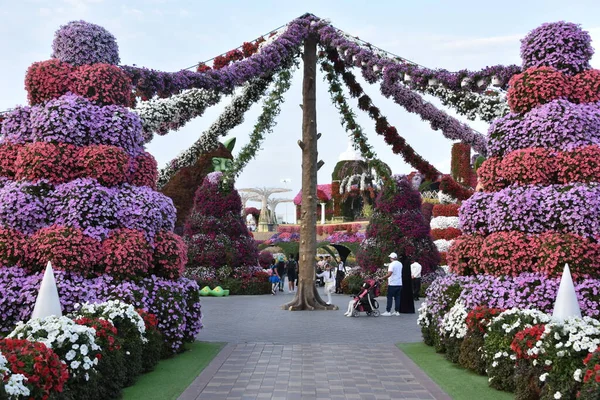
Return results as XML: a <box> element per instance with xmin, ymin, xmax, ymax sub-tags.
<box><xmin>438</xmin><ymin>191</ymin><xmax>458</xmax><ymax>204</ymax></box>
<box><xmin>430</xmin><ymin>216</ymin><xmax>459</xmax><ymax>230</ymax></box>
<box><xmin>434</xmin><ymin>239</ymin><xmax>454</xmax><ymax>252</ymax></box>
<box><xmin>417</xmin><ymin>301</ymin><xmax>431</xmax><ymax>328</ymax></box>
<box><xmin>76</xmin><ymin>299</ymin><xmax>146</xmax><ymax>342</ymax></box>
<box><xmin>8</xmin><ymin>316</ymin><xmax>100</xmax><ymax>381</ymax></box>
<box><xmin>440</xmin><ymin>301</ymin><xmax>468</xmax><ymax>339</ymax></box>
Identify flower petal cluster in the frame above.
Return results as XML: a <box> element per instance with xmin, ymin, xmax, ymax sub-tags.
<box><xmin>507</xmin><ymin>67</ymin><xmax>571</xmax><ymax>114</ymax></box>
<box><xmin>51</xmin><ymin>20</ymin><xmax>120</xmax><ymax>66</ymax></box>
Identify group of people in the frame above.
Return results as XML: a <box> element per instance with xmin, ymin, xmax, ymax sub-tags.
<box><xmin>268</xmin><ymin>255</ymin><xmax>298</xmax><ymax>295</ymax></box>
<box><xmin>380</xmin><ymin>252</ymin><xmax>422</xmax><ymax>316</ymax></box>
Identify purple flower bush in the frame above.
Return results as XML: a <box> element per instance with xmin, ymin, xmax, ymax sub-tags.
<box><xmin>51</xmin><ymin>20</ymin><xmax>120</xmax><ymax>66</ymax></box>
<box><xmin>116</xmin><ymin>184</ymin><xmax>176</xmax><ymax>242</ymax></box>
<box><xmin>0</xmin><ymin>180</ymin><xmax>49</xmax><ymax>234</ymax></box>
<box><xmin>487</xmin><ymin>99</ymin><xmax>600</xmax><ymax>157</ymax></box>
<box><xmin>0</xmin><ymin>266</ymin><xmax>201</xmax><ymax>352</ymax></box>
<box><xmin>49</xmin><ymin>178</ymin><xmax>117</xmax><ymax>240</ymax></box>
<box><xmin>30</xmin><ymin>93</ymin><xmax>92</xmax><ymax>146</ymax></box>
<box><xmin>520</xmin><ymin>21</ymin><xmax>594</xmax><ymax>74</ymax></box>
<box><xmin>0</xmin><ymin>106</ymin><xmax>32</xmax><ymax>143</ymax></box>
<box><xmin>90</xmin><ymin>105</ymin><xmax>144</xmax><ymax>155</ymax></box>
<box><xmin>459</xmin><ymin>184</ymin><xmax>600</xmax><ymax>238</ymax></box>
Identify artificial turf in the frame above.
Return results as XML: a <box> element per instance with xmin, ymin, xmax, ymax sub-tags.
<box><xmin>397</xmin><ymin>342</ymin><xmax>513</xmax><ymax>400</ymax></box>
<box><xmin>122</xmin><ymin>341</ymin><xmax>225</xmax><ymax>400</ymax></box>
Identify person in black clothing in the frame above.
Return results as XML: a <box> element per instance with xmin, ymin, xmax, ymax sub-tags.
<box><xmin>286</xmin><ymin>255</ymin><xmax>297</xmax><ymax>293</ymax></box>
<box><xmin>399</xmin><ymin>255</ymin><xmax>415</xmax><ymax>314</ymax></box>
<box><xmin>276</xmin><ymin>256</ymin><xmax>286</xmax><ymax>292</ymax></box>
<box><xmin>335</xmin><ymin>258</ymin><xmax>345</xmax><ymax>294</ymax></box>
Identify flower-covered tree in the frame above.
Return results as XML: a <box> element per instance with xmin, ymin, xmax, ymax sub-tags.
<box><xmin>356</xmin><ymin>176</ymin><xmax>440</xmax><ymax>272</ymax></box>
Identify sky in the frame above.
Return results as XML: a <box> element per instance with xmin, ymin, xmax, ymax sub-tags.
<box><xmin>1</xmin><ymin>0</ymin><xmax>600</xmax><ymax>223</ymax></box>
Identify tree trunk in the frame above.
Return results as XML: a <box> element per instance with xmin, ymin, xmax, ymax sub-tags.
<box><xmin>282</xmin><ymin>34</ymin><xmax>336</xmax><ymax>311</ymax></box>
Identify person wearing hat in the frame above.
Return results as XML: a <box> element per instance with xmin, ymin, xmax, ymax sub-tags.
<box><xmin>276</xmin><ymin>255</ymin><xmax>286</xmax><ymax>292</ymax></box>
<box><xmin>380</xmin><ymin>252</ymin><xmax>402</xmax><ymax>316</ymax></box>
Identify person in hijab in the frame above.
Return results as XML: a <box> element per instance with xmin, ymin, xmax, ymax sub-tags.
<box><xmin>399</xmin><ymin>254</ymin><xmax>415</xmax><ymax>314</ymax></box>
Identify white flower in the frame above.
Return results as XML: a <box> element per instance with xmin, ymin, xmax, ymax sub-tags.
<box><xmin>65</xmin><ymin>350</ymin><xmax>77</xmax><ymax>361</ymax></box>
<box><xmin>80</xmin><ymin>344</ymin><xmax>88</xmax><ymax>356</ymax></box>
<box><xmin>574</xmin><ymin>369</ymin><xmax>582</xmax><ymax>382</ymax></box>
<box><xmin>4</xmin><ymin>373</ymin><xmax>30</xmax><ymax>397</ymax></box>
<box><xmin>539</xmin><ymin>373</ymin><xmax>548</xmax><ymax>382</ymax></box>
<box><xmin>430</xmin><ymin>216</ymin><xmax>459</xmax><ymax>230</ymax></box>
<box><xmin>544</xmin><ymin>359</ymin><xmax>552</xmax><ymax>365</ymax></box>
<box><xmin>434</xmin><ymin>239</ymin><xmax>454</xmax><ymax>253</ymax></box>
<box><xmin>554</xmin><ymin>392</ymin><xmax>561</xmax><ymax>399</ymax></box>
<box><xmin>71</xmin><ymin>360</ymin><xmax>81</xmax><ymax>370</ymax></box>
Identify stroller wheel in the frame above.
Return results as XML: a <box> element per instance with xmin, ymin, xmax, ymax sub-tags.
<box><xmin>372</xmin><ymin>310</ymin><xmax>380</xmax><ymax>317</ymax></box>
<box><xmin>352</xmin><ymin>310</ymin><xmax>360</xmax><ymax>317</ymax></box>
<box><xmin>366</xmin><ymin>311</ymin><xmax>372</xmax><ymax>316</ymax></box>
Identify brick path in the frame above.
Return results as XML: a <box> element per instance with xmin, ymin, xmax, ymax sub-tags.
<box><xmin>178</xmin><ymin>292</ymin><xmax>450</xmax><ymax>400</ymax></box>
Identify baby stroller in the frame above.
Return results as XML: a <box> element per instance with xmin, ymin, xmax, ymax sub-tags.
<box><xmin>350</xmin><ymin>279</ymin><xmax>381</xmax><ymax>317</ymax></box>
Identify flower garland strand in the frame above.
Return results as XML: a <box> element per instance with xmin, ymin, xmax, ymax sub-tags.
<box><xmin>322</xmin><ymin>52</ymin><xmax>441</xmax><ymax>181</ymax></box>
<box><xmin>156</xmin><ymin>77</ymin><xmax>272</xmax><ymax>189</ymax></box>
<box><xmin>422</xmin><ymin>86</ymin><xmax>510</xmax><ymax>123</ymax></box>
<box><xmin>133</xmin><ymin>88</ymin><xmax>222</xmax><ymax>142</ymax></box>
<box><xmin>225</xmin><ymin>66</ymin><xmax>296</xmax><ymax>181</ymax></box>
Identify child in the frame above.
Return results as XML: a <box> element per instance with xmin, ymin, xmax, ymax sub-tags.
<box><xmin>316</xmin><ymin>263</ymin><xmax>336</xmax><ymax>305</ymax></box>
<box><xmin>269</xmin><ymin>259</ymin><xmax>280</xmax><ymax>295</ymax></box>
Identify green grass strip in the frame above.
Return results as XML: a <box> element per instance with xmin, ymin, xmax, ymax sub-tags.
<box><xmin>123</xmin><ymin>341</ymin><xmax>225</xmax><ymax>400</ymax></box>
<box><xmin>397</xmin><ymin>342</ymin><xmax>513</xmax><ymax>400</ymax></box>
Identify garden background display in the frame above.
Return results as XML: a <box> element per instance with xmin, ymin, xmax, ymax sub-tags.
<box><xmin>420</xmin><ymin>21</ymin><xmax>600</xmax><ymax>400</ymax></box>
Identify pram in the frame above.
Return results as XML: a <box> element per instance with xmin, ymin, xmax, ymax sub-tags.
<box><xmin>350</xmin><ymin>279</ymin><xmax>381</xmax><ymax>317</ymax></box>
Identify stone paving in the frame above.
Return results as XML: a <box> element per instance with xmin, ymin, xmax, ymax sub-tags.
<box><xmin>178</xmin><ymin>291</ymin><xmax>451</xmax><ymax>400</ymax></box>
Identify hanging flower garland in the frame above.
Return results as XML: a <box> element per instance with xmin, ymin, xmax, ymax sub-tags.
<box><xmin>156</xmin><ymin>77</ymin><xmax>272</xmax><ymax>189</ymax></box>
<box><xmin>133</xmin><ymin>88</ymin><xmax>221</xmax><ymax>142</ymax></box>
<box><xmin>321</xmin><ymin>52</ymin><xmax>441</xmax><ymax>181</ymax></box>
<box><xmin>225</xmin><ymin>65</ymin><xmax>297</xmax><ymax>181</ymax></box>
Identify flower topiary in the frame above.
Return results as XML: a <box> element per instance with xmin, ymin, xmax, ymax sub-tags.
<box><xmin>0</xmin><ymin>228</ymin><xmax>27</xmax><ymax>266</ymax></box>
<box><xmin>520</xmin><ymin>21</ymin><xmax>594</xmax><ymax>75</ymax></box>
<box><xmin>152</xmin><ymin>230</ymin><xmax>187</xmax><ymax>280</ymax></box>
<box><xmin>25</xmin><ymin>225</ymin><xmax>101</xmax><ymax>274</ymax></box>
<box><xmin>78</xmin><ymin>144</ymin><xmax>129</xmax><ymax>187</ymax></box>
<box><xmin>0</xmin><ymin>180</ymin><xmax>49</xmax><ymax>234</ymax></box>
<box><xmin>555</xmin><ymin>145</ymin><xmax>600</xmax><ymax>184</ymax></box>
<box><xmin>101</xmin><ymin>228</ymin><xmax>152</xmax><ymax>280</ymax></box>
<box><xmin>535</xmin><ymin>232</ymin><xmax>600</xmax><ymax>278</ymax></box>
<box><xmin>476</xmin><ymin>157</ymin><xmax>505</xmax><ymax>191</ymax></box>
<box><xmin>89</xmin><ymin>104</ymin><xmax>144</xmax><ymax>155</ymax></box>
<box><xmin>447</xmin><ymin>234</ymin><xmax>484</xmax><ymax>275</ymax></box>
<box><xmin>570</xmin><ymin>68</ymin><xmax>600</xmax><ymax>104</ymax></box>
<box><xmin>507</xmin><ymin>66</ymin><xmax>571</xmax><ymax>114</ymax></box>
<box><xmin>0</xmin><ymin>106</ymin><xmax>32</xmax><ymax>144</ymax></box>
<box><xmin>24</xmin><ymin>59</ymin><xmax>74</xmax><ymax>105</ymax></box>
<box><xmin>128</xmin><ymin>151</ymin><xmax>158</xmax><ymax>188</ymax></box>
<box><xmin>69</xmin><ymin>63</ymin><xmax>132</xmax><ymax>106</ymax></box>
<box><xmin>15</xmin><ymin>142</ymin><xmax>80</xmax><ymax>184</ymax></box>
<box><xmin>51</xmin><ymin>20</ymin><xmax>120</xmax><ymax>66</ymax></box>
<box><xmin>0</xmin><ymin>142</ymin><xmax>21</xmax><ymax>178</ymax></box>
<box><xmin>480</xmin><ymin>231</ymin><xmax>538</xmax><ymax>276</ymax></box>
<box><xmin>500</xmin><ymin>147</ymin><xmax>556</xmax><ymax>186</ymax></box>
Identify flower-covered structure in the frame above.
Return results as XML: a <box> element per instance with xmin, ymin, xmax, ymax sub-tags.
<box><xmin>449</xmin><ymin>21</ymin><xmax>600</xmax><ymax>280</ymax></box>
<box><xmin>0</xmin><ymin>21</ymin><xmax>199</xmax><ymax>353</ymax></box>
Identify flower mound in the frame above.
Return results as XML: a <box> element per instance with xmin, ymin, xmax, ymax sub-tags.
<box><xmin>129</xmin><ymin>151</ymin><xmax>158</xmax><ymax>188</ymax></box>
<box><xmin>30</xmin><ymin>93</ymin><xmax>92</xmax><ymax>146</ymax></box>
<box><xmin>0</xmin><ymin>142</ymin><xmax>21</xmax><ymax>178</ymax></box>
<box><xmin>24</xmin><ymin>59</ymin><xmax>74</xmax><ymax>105</ymax></box>
<box><xmin>0</xmin><ymin>180</ymin><xmax>48</xmax><ymax>235</ymax></box>
<box><xmin>15</xmin><ymin>142</ymin><xmax>80</xmax><ymax>184</ymax></box>
<box><xmin>52</xmin><ymin>20</ymin><xmax>120</xmax><ymax>66</ymax></box>
<box><xmin>78</xmin><ymin>145</ymin><xmax>129</xmax><ymax>187</ymax></box>
<box><xmin>26</xmin><ymin>225</ymin><xmax>101</xmax><ymax>274</ymax></box>
<box><xmin>101</xmin><ymin>229</ymin><xmax>152</xmax><ymax>279</ymax></box>
<box><xmin>0</xmin><ymin>228</ymin><xmax>27</xmax><ymax>266</ymax></box>
<box><xmin>153</xmin><ymin>230</ymin><xmax>187</xmax><ymax>280</ymax></box>
<box><xmin>507</xmin><ymin>67</ymin><xmax>571</xmax><ymax>114</ymax></box>
<box><xmin>520</xmin><ymin>21</ymin><xmax>594</xmax><ymax>74</ymax></box>
<box><xmin>0</xmin><ymin>106</ymin><xmax>32</xmax><ymax>144</ymax></box>
<box><xmin>70</xmin><ymin>63</ymin><xmax>132</xmax><ymax>106</ymax></box>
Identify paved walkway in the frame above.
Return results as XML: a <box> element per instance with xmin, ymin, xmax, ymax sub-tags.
<box><xmin>179</xmin><ymin>292</ymin><xmax>450</xmax><ymax>400</ymax></box>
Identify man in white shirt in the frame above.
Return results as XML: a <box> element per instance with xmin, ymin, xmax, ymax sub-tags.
<box><xmin>381</xmin><ymin>252</ymin><xmax>402</xmax><ymax>316</ymax></box>
<box><xmin>411</xmin><ymin>261</ymin><xmax>423</xmax><ymax>301</ymax></box>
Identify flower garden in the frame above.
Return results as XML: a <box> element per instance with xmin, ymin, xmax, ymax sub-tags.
<box><xmin>0</xmin><ymin>12</ymin><xmax>599</xmax><ymax>400</ymax></box>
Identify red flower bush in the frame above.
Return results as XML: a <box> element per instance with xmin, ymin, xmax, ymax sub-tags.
<box><xmin>25</xmin><ymin>59</ymin><xmax>74</xmax><ymax>105</ymax></box>
<box><xmin>128</xmin><ymin>151</ymin><xmax>158</xmax><ymax>189</ymax></box>
<box><xmin>555</xmin><ymin>145</ymin><xmax>600</xmax><ymax>184</ymax></box>
<box><xmin>579</xmin><ymin>347</ymin><xmax>600</xmax><ymax>399</ymax></box>
<box><xmin>26</xmin><ymin>225</ymin><xmax>102</xmax><ymax>274</ymax></box>
<box><xmin>507</xmin><ymin>66</ymin><xmax>572</xmax><ymax>114</ymax></box>
<box><xmin>480</xmin><ymin>231</ymin><xmax>538</xmax><ymax>276</ymax></box>
<box><xmin>258</xmin><ymin>250</ymin><xmax>274</xmax><ymax>268</ymax></box>
<box><xmin>78</xmin><ymin>145</ymin><xmax>128</xmax><ymax>186</ymax></box>
<box><xmin>447</xmin><ymin>234</ymin><xmax>484</xmax><ymax>275</ymax></box>
<box><xmin>75</xmin><ymin>317</ymin><xmax>121</xmax><ymax>352</ymax></box>
<box><xmin>0</xmin><ymin>142</ymin><xmax>21</xmax><ymax>178</ymax></box>
<box><xmin>466</xmin><ymin>306</ymin><xmax>504</xmax><ymax>335</ymax></box>
<box><xmin>570</xmin><ymin>69</ymin><xmax>600</xmax><ymax>104</ymax></box>
<box><xmin>432</xmin><ymin>204</ymin><xmax>460</xmax><ymax>217</ymax></box>
<box><xmin>15</xmin><ymin>142</ymin><xmax>79</xmax><ymax>184</ymax></box>
<box><xmin>500</xmin><ymin>148</ymin><xmax>556</xmax><ymax>186</ymax></box>
<box><xmin>510</xmin><ymin>324</ymin><xmax>546</xmax><ymax>360</ymax></box>
<box><xmin>136</xmin><ymin>309</ymin><xmax>158</xmax><ymax>330</ymax></box>
<box><xmin>0</xmin><ymin>338</ymin><xmax>69</xmax><ymax>399</ymax></box>
<box><xmin>69</xmin><ymin>63</ymin><xmax>132</xmax><ymax>106</ymax></box>
<box><xmin>101</xmin><ymin>228</ymin><xmax>152</xmax><ymax>280</ymax></box>
<box><xmin>0</xmin><ymin>228</ymin><xmax>27</xmax><ymax>265</ymax></box>
<box><xmin>152</xmin><ymin>230</ymin><xmax>187</xmax><ymax>279</ymax></box>
<box><xmin>477</xmin><ymin>156</ymin><xmax>505</xmax><ymax>191</ymax></box>
<box><xmin>431</xmin><ymin>227</ymin><xmax>462</xmax><ymax>241</ymax></box>
<box><xmin>535</xmin><ymin>232</ymin><xmax>600</xmax><ymax>278</ymax></box>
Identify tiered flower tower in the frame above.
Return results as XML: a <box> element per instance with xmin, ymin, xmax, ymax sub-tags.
<box><xmin>0</xmin><ymin>21</ymin><xmax>200</xmax><ymax>352</ymax></box>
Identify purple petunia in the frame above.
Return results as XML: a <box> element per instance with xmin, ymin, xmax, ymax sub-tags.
<box><xmin>51</xmin><ymin>20</ymin><xmax>120</xmax><ymax>66</ymax></box>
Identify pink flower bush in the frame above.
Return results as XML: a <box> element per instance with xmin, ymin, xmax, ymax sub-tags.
<box><xmin>555</xmin><ymin>145</ymin><xmax>600</xmax><ymax>184</ymax></box>
<box><xmin>570</xmin><ymin>69</ymin><xmax>600</xmax><ymax>103</ymax></box>
<box><xmin>507</xmin><ymin>66</ymin><xmax>571</xmax><ymax>114</ymax></box>
<box><xmin>15</xmin><ymin>142</ymin><xmax>80</xmax><ymax>184</ymax></box>
<box><xmin>500</xmin><ymin>148</ymin><xmax>556</xmax><ymax>186</ymax></box>
<box><xmin>0</xmin><ymin>228</ymin><xmax>27</xmax><ymax>265</ymax></box>
<box><xmin>447</xmin><ymin>234</ymin><xmax>485</xmax><ymax>275</ymax></box>
<box><xmin>0</xmin><ymin>142</ymin><xmax>21</xmax><ymax>178</ymax></box>
<box><xmin>128</xmin><ymin>151</ymin><xmax>158</xmax><ymax>189</ymax></box>
<box><xmin>78</xmin><ymin>144</ymin><xmax>128</xmax><ymax>187</ymax></box>
<box><xmin>69</xmin><ymin>63</ymin><xmax>132</xmax><ymax>106</ymax></box>
<box><xmin>25</xmin><ymin>225</ymin><xmax>101</xmax><ymax>274</ymax></box>
<box><xmin>535</xmin><ymin>232</ymin><xmax>600</xmax><ymax>278</ymax></box>
<box><xmin>477</xmin><ymin>157</ymin><xmax>505</xmax><ymax>192</ymax></box>
<box><xmin>480</xmin><ymin>231</ymin><xmax>538</xmax><ymax>276</ymax></box>
<box><xmin>101</xmin><ymin>228</ymin><xmax>152</xmax><ymax>280</ymax></box>
<box><xmin>152</xmin><ymin>230</ymin><xmax>187</xmax><ymax>280</ymax></box>
<box><xmin>24</xmin><ymin>59</ymin><xmax>74</xmax><ymax>105</ymax></box>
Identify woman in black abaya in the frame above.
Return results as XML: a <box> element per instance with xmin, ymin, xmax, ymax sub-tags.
<box><xmin>400</xmin><ymin>255</ymin><xmax>415</xmax><ymax>314</ymax></box>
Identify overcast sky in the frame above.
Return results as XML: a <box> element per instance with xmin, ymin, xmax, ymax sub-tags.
<box><xmin>1</xmin><ymin>0</ymin><xmax>599</xmax><ymax>222</ymax></box>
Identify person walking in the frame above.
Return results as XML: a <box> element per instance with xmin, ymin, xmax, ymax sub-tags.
<box><xmin>381</xmin><ymin>252</ymin><xmax>402</xmax><ymax>316</ymax></box>
<box><xmin>286</xmin><ymin>254</ymin><xmax>297</xmax><ymax>293</ymax></box>
<box><xmin>335</xmin><ymin>258</ymin><xmax>345</xmax><ymax>294</ymax></box>
<box><xmin>269</xmin><ymin>259</ymin><xmax>280</xmax><ymax>295</ymax></box>
<box><xmin>400</xmin><ymin>255</ymin><xmax>415</xmax><ymax>314</ymax></box>
<box><xmin>316</xmin><ymin>263</ymin><xmax>336</xmax><ymax>305</ymax></box>
<box><xmin>276</xmin><ymin>255</ymin><xmax>286</xmax><ymax>292</ymax></box>
<box><xmin>411</xmin><ymin>260</ymin><xmax>423</xmax><ymax>301</ymax></box>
